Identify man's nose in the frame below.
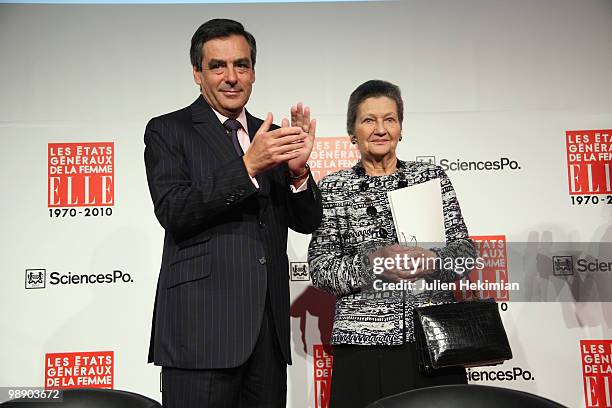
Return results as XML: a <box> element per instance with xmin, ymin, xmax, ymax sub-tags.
<box><xmin>224</xmin><ymin>65</ymin><xmax>238</xmax><ymax>84</ymax></box>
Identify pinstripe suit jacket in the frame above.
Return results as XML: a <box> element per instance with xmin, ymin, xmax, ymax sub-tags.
<box><xmin>144</xmin><ymin>96</ymin><xmax>322</xmax><ymax>369</ymax></box>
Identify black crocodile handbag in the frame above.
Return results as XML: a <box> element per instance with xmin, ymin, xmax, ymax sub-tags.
<box><xmin>414</xmin><ymin>298</ymin><xmax>513</xmax><ymax>373</ymax></box>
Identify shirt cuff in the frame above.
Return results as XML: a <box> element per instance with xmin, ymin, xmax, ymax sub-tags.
<box><xmin>289</xmin><ymin>178</ymin><xmax>308</xmax><ymax>193</ymax></box>
<box><xmin>250</xmin><ymin>175</ymin><xmax>260</xmax><ymax>189</ymax></box>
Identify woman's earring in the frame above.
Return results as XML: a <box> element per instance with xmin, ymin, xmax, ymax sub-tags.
<box><xmin>399</xmin><ymin>135</ymin><xmax>403</xmax><ymax>141</ymax></box>
<box><xmin>351</xmin><ymin>136</ymin><xmax>357</xmax><ymax>144</ymax></box>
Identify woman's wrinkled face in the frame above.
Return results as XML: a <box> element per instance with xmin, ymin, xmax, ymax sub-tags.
<box><xmin>352</xmin><ymin>96</ymin><xmax>401</xmax><ymax>161</ymax></box>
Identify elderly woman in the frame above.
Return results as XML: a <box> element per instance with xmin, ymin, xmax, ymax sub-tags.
<box><xmin>308</xmin><ymin>80</ymin><xmax>476</xmax><ymax>407</ymax></box>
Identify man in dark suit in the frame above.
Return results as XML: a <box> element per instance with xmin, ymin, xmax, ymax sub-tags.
<box><xmin>144</xmin><ymin>19</ymin><xmax>322</xmax><ymax>407</ymax></box>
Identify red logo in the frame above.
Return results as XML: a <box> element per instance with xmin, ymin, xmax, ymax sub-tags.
<box><xmin>308</xmin><ymin>137</ymin><xmax>360</xmax><ymax>182</ymax></box>
<box><xmin>48</xmin><ymin>142</ymin><xmax>114</xmax><ymax>207</ymax></box>
<box><xmin>45</xmin><ymin>351</ymin><xmax>114</xmax><ymax>389</ymax></box>
<box><xmin>313</xmin><ymin>344</ymin><xmax>333</xmax><ymax>408</ymax></box>
<box><xmin>566</xmin><ymin>130</ymin><xmax>612</xmax><ymax>195</ymax></box>
<box><xmin>581</xmin><ymin>340</ymin><xmax>612</xmax><ymax>407</ymax></box>
<box><xmin>455</xmin><ymin>235</ymin><xmax>509</xmax><ymax>301</ymax></box>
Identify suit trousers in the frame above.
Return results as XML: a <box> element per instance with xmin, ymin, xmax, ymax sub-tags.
<box><xmin>329</xmin><ymin>343</ymin><xmax>467</xmax><ymax>408</ymax></box>
<box><xmin>161</xmin><ymin>294</ymin><xmax>287</xmax><ymax>408</ymax></box>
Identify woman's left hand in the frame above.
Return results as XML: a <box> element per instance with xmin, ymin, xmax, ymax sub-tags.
<box><xmin>398</xmin><ymin>246</ymin><xmax>438</xmax><ymax>280</ymax></box>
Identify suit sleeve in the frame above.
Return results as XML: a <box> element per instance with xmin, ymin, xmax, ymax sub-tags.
<box><xmin>144</xmin><ymin>117</ymin><xmax>258</xmax><ymax>242</ymax></box>
<box><xmin>285</xmin><ymin>171</ymin><xmax>323</xmax><ymax>234</ymax></box>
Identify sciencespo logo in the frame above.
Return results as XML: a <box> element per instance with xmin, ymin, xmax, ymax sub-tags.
<box><xmin>290</xmin><ymin>262</ymin><xmax>310</xmax><ymax>281</ymax></box>
<box><xmin>552</xmin><ymin>256</ymin><xmax>612</xmax><ymax>276</ymax></box>
<box><xmin>415</xmin><ymin>156</ymin><xmax>521</xmax><ymax>172</ymax></box>
<box><xmin>25</xmin><ymin>269</ymin><xmax>133</xmax><ymax>289</ymax></box>
<box><xmin>467</xmin><ymin>366</ymin><xmax>535</xmax><ymax>383</ymax></box>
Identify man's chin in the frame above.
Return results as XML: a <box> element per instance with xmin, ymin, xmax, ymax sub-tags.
<box><xmin>220</xmin><ymin>98</ymin><xmax>247</xmax><ymax>111</ymax></box>
<box><xmin>220</xmin><ymin>105</ymin><xmax>245</xmax><ymax>118</ymax></box>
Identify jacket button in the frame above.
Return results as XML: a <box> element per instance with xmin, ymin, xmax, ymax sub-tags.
<box><xmin>360</xmin><ymin>181</ymin><xmax>369</xmax><ymax>192</ymax></box>
<box><xmin>258</xmin><ymin>257</ymin><xmax>267</xmax><ymax>265</ymax></box>
<box><xmin>398</xmin><ymin>180</ymin><xmax>408</xmax><ymax>188</ymax></box>
<box><xmin>379</xmin><ymin>227</ymin><xmax>388</xmax><ymax>238</ymax></box>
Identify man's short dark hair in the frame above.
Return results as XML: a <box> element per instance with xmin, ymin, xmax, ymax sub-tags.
<box><xmin>190</xmin><ymin>18</ymin><xmax>257</xmax><ymax>72</ymax></box>
<box><xmin>346</xmin><ymin>80</ymin><xmax>404</xmax><ymax>135</ymax></box>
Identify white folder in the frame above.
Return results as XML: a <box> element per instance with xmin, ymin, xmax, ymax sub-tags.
<box><xmin>387</xmin><ymin>178</ymin><xmax>446</xmax><ymax>245</ymax></box>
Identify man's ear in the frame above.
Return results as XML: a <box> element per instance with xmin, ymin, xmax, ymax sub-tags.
<box><xmin>192</xmin><ymin>65</ymin><xmax>202</xmax><ymax>87</ymax></box>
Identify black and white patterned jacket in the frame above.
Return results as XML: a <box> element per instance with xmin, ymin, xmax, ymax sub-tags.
<box><xmin>307</xmin><ymin>159</ymin><xmax>476</xmax><ymax>345</ymax></box>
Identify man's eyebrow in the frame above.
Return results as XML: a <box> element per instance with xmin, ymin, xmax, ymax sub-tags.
<box><xmin>207</xmin><ymin>58</ymin><xmax>226</xmax><ymax>67</ymax></box>
<box><xmin>234</xmin><ymin>58</ymin><xmax>251</xmax><ymax>65</ymax></box>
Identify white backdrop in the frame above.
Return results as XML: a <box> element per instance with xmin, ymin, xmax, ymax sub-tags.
<box><xmin>1</xmin><ymin>1</ymin><xmax>612</xmax><ymax>407</ymax></box>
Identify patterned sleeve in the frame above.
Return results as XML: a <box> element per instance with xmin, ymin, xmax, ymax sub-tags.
<box><xmin>427</xmin><ymin>168</ymin><xmax>477</xmax><ymax>283</ymax></box>
<box><xmin>307</xmin><ymin>175</ymin><xmax>376</xmax><ymax>297</ymax></box>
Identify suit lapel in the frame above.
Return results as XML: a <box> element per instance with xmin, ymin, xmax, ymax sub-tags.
<box><xmin>191</xmin><ymin>95</ymin><xmax>237</xmax><ymax>163</ymax></box>
<box><xmin>191</xmin><ymin>96</ymin><xmax>272</xmax><ymax>197</ymax></box>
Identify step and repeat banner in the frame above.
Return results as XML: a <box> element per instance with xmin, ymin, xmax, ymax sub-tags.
<box><xmin>1</xmin><ymin>1</ymin><xmax>611</xmax><ymax>407</ymax></box>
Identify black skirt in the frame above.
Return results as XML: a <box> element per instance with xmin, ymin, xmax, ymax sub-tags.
<box><xmin>329</xmin><ymin>342</ymin><xmax>467</xmax><ymax>408</ymax></box>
